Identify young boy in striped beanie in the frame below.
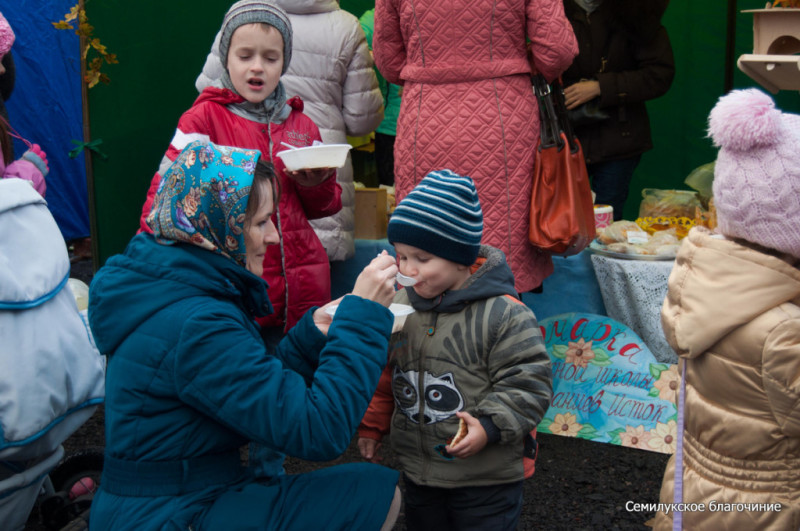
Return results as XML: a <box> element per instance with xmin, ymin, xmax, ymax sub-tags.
<box><xmin>358</xmin><ymin>169</ymin><xmax>553</xmax><ymax>530</ymax></box>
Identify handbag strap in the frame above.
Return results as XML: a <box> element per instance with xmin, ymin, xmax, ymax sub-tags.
<box><xmin>549</xmin><ymin>79</ymin><xmax>581</xmax><ymax>155</ymax></box>
<box><xmin>532</xmin><ymin>74</ymin><xmax>584</xmax><ymax>156</ymax></box>
<box><xmin>532</xmin><ymin>74</ymin><xmax>564</xmax><ymax>151</ymax></box>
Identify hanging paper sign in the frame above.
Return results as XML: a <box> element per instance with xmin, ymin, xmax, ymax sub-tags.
<box><xmin>537</xmin><ymin>313</ymin><xmax>678</xmax><ymax>454</ymax></box>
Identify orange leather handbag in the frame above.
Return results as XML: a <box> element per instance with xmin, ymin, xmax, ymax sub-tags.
<box><xmin>528</xmin><ymin>75</ymin><xmax>596</xmax><ymax>256</ymax></box>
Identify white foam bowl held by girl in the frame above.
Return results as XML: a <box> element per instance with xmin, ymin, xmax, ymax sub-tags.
<box><xmin>276</xmin><ymin>143</ymin><xmax>353</xmax><ymax>171</ymax></box>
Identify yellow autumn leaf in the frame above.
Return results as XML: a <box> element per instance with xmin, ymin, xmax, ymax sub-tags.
<box><xmin>77</xmin><ymin>22</ymin><xmax>94</xmax><ymax>37</ymax></box>
<box><xmin>104</xmin><ymin>53</ymin><xmax>119</xmax><ymax>65</ymax></box>
<box><xmin>65</xmin><ymin>5</ymin><xmax>80</xmax><ymax>23</ymax></box>
<box><xmin>90</xmin><ymin>38</ymin><xmax>107</xmax><ymax>55</ymax></box>
<box><xmin>85</xmin><ymin>69</ymin><xmax>101</xmax><ymax>89</ymax></box>
<box><xmin>52</xmin><ymin>21</ymin><xmax>73</xmax><ymax>30</ymax></box>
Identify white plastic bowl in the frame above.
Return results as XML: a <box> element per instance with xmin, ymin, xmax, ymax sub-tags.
<box><xmin>326</xmin><ymin>303</ymin><xmax>415</xmax><ymax>333</ymax></box>
<box><xmin>276</xmin><ymin>144</ymin><xmax>353</xmax><ymax>171</ymax></box>
<box><xmin>67</xmin><ymin>278</ymin><xmax>90</xmax><ymax>311</ymax></box>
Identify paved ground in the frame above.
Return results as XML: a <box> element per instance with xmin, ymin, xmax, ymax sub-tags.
<box><xmin>27</xmin><ymin>406</ymin><xmax>669</xmax><ymax>530</ymax></box>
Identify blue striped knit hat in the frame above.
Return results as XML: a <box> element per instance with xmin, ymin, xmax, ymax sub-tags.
<box><xmin>388</xmin><ymin>170</ymin><xmax>483</xmax><ymax>265</ymax></box>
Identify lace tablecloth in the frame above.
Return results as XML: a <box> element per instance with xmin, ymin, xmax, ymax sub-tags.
<box><xmin>590</xmin><ymin>254</ymin><xmax>677</xmax><ymax>364</ymax></box>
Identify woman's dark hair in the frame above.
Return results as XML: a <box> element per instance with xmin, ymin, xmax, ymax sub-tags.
<box><xmin>0</xmin><ymin>116</ymin><xmax>12</xmax><ymax>166</ymax></box>
<box><xmin>245</xmin><ymin>158</ymin><xmax>281</xmax><ymax>225</ymax></box>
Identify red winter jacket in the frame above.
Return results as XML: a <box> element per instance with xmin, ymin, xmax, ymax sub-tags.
<box><xmin>139</xmin><ymin>88</ymin><xmax>342</xmax><ymax>331</ymax></box>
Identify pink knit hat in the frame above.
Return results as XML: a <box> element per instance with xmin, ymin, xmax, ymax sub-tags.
<box><xmin>708</xmin><ymin>88</ymin><xmax>800</xmax><ymax>259</ymax></box>
<box><xmin>0</xmin><ymin>12</ymin><xmax>14</xmax><ymax>56</ymax></box>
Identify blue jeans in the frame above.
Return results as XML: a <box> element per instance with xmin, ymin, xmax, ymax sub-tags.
<box><xmin>587</xmin><ymin>155</ymin><xmax>641</xmax><ymax>220</ymax></box>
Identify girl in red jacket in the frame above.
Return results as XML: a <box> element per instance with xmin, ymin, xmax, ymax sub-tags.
<box><xmin>138</xmin><ymin>1</ymin><xmax>341</xmax><ymax>341</ymax></box>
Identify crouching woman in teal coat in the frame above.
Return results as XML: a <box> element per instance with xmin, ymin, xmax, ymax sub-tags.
<box><xmin>87</xmin><ymin>141</ymin><xmax>402</xmax><ymax>530</ymax></box>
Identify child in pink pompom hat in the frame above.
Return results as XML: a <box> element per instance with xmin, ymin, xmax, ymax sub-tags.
<box><xmin>0</xmin><ymin>10</ymin><xmax>13</xmax><ymax>60</ymax></box>
<box><xmin>653</xmin><ymin>88</ymin><xmax>800</xmax><ymax>530</ymax></box>
<box><xmin>0</xmin><ymin>10</ymin><xmax>49</xmax><ymax>197</ymax></box>
<box><xmin>708</xmin><ymin>88</ymin><xmax>800</xmax><ymax>258</ymax></box>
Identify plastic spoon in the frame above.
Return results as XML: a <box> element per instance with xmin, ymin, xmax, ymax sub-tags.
<box><xmin>395</xmin><ymin>272</ymin><xmax>417</xmax><ymax>287</ymax></box>
<box><xmin>376</xmin><ymin>252</ymin><xmax>417</xmax><ymax>286</ymax></box>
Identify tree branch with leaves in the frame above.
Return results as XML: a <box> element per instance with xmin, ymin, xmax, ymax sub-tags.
<box><xmin>52</xmin><ymin>3</ymin><xmax>117</xmax><ymax>88</ymax></box>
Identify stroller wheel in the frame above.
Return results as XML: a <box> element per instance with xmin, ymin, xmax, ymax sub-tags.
<box><xmin>39</xmin><ymin>447</ymin><xmax>104</xmax><ymax>531</ymax></box>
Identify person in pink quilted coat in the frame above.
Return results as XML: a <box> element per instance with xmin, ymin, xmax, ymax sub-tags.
<box><xmin>373</xmin><ymin>0</ymin><xmax>577</xmax><ymax>294</ymax></box>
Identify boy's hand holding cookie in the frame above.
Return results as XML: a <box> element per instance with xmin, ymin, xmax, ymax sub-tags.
<box><xmin>447</xmin><ymin>411</ymin><xmax>488</xmax><ymax>459</ymax></box>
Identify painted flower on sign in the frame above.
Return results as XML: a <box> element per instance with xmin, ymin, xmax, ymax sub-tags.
<box><xmin>551</xmin><ymin>413</ymin><xmax>582</xmax><ymax>437</ymax></box>
<box><xmin>619</xmin><ymin>425</ymin><xmax>652</xmax><ymax>450</ymax></box>
<box><xmin>648</xmin><ymin>420</ymin><xmax>677</xmax><ymax>454</ymax></box>
<box><xmin>564</xmin><ymin>338</ymin><xmax>596</xmax><ymax>368</ymax></box>
<box><xmin>653</xmin><ymin>365</ymin><xmax>680</xmax><ymax>403</ymax></box>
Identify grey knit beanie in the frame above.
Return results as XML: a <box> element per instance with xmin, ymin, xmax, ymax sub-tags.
<box><xmin>388</xmin><ymin>169</ymin><xmax>483</xmax><ymax>266</ymax></box>
<box><xmin>219</xmin><ymin>0</ymin><xmax>292</xmax><ymax>74</ymax></box>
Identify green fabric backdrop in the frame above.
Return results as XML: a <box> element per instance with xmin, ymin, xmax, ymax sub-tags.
<box><xmin>86</xmin><ymin>1</ymin><xmax>799</xmax><ymax>265</ymax></box>
<box><xmin>634</xmin><ymin>0</ymin><xmax>800</xmax><ymax>220</ymax></box>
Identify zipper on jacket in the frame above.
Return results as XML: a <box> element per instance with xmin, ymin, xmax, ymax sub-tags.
<box><xmin>418</xmin><ymin>314</ymin><xmax>438</xmax><ymax>481</ymax></box>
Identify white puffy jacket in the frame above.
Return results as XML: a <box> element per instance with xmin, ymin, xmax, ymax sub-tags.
<box><xmin>0</xmin><ymin>178</ymin><xmax>105</xmax><ymax>462</ymax></box>
<box><xmin>196</xmin><ymin>0</ymin><xmax>383</xmax><ymax>261</ymax></box>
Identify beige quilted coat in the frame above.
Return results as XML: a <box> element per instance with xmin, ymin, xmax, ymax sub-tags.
<box><xmin>654</xmin><ymin>228</ymin><xmax>800</xmax><ymax>530</ymax></box>
<box><xmin>373</xmin><ymin>0</ymin><xmax>577</xmax><ymax>292</ymax></box>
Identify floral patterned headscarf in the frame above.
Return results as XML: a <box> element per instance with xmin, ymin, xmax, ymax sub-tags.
<box><xmin>147</xmin><ymin>141</ymin><xmax>261</xmax><ymax>267</ymax></box>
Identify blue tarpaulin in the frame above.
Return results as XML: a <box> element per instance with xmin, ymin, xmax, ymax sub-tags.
<box><xmin>1</xmin><ymin>1</ymin><xmax>89</xmax><ymax>241</ymax></box>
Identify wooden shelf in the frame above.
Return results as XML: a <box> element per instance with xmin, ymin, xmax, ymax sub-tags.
<box><xmin>738</xmin><ymin>8</ymin><xmax>800</xmax><ymax>92</ymax></box>
<box><xmin>738</xmin><ymin>54</ymin><xmax>800</xmax><ymax>93</ymax></box>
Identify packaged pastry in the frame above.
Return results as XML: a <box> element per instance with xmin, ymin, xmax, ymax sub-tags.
<box><xmin>638</xmin><ymin>188</ymin><xmax>702</xmax><ymax>219</ymax></box>
<box><xmin>597</xmin><ymin>220</ymin><xmax>641</xmax><ymax>245</ymax></box>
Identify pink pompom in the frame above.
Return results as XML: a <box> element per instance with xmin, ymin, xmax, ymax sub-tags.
<box><xmin>708</xmin><ymin>89</ymin><xmax>782</xmax><ymax>151</ymax></box>
<box><xmin>0</xmin><ymin>12</ymin><xmax>13</xmax><ymax>56</ymax></box>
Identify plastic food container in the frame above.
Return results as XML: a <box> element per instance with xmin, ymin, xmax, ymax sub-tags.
<box><xmin>276</xmin><ymin>144</ymin><xmax>352</xmax><ymax>171</ymax></box>
<box><xmin>326</xmin><ymin>303</ymin><xmax>414</xmax><ymax>333</ymax></box>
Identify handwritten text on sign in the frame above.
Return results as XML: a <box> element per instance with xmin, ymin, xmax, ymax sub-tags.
<box><xmin>538</xmin><ymin>313</ymin><xmax>678</xmax><ymax>454</ymax></box>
